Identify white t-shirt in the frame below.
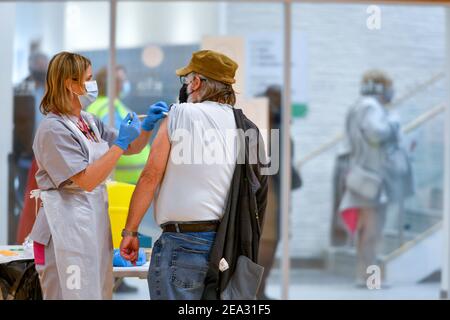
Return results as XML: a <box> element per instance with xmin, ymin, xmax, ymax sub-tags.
<box><xmin>154</xmin><ymin>101</ymin><xmax>237</xmax><ymax>226</ymax></box>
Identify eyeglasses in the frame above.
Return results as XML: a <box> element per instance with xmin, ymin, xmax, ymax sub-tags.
<box><xmin>179</xmin><ymin>75</ymin><xmax>207</xmax><ymax>85</ymax></box>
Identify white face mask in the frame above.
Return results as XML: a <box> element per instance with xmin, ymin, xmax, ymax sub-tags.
<box><xmin>120</xmin><ymin>80</ymin><xmax>131</xmax><ymax>99</ymax></box>
<box><xmin>74</xmin><ymin>80</ymin><xmax>98</xmax><ymax>109</ymax></box>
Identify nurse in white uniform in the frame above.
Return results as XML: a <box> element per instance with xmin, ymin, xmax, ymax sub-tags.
<box><xmin>29</xmin><ymin>52</ymin><xmax>167</xmax><ymax>299</ymax></box>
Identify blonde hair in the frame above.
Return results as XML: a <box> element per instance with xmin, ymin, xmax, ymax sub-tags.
<box><xmin>192</xmin><ymin>72</ymin><xmax>236</xmax><ymax>106</ymax></box>
<box><xmin>362</xmin><ymin>70</ymin><xmax>392</xmax><ymax>88</ymax></box>
<box><xmin>40</xmin><ymin>51</ymin><xmax>91</xmax><ymax>115</ymax></box>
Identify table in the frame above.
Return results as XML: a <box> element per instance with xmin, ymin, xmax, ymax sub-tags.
<box><xmin>0</xmin><ymin>245</ymin><xmax>150</xmax><ymax>280</ymax></box>
<box><xmin>113</xmin><ymin>262</ymin><xmax>150</xmax><ymax>279</ymax></box>
<box><xmin>0</xmin><ymin>245</ymin><xmax>33</xmax><ymax>264</ymax></box>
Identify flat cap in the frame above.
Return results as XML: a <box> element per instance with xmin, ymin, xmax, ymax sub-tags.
<box><xmin>176</xmin><ymin>50</ymin><xmax>238</xmax><ymax>85</ymax></box>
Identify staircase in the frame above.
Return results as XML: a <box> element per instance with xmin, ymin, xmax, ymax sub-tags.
<box><xmin>326</xmin><ymin>218</ymin><xmax>442</xmax><ymax>283</ymax></box>
<box><xmin>326</xmin><ymin>182</ymin><xmax>443</xmax><ymax>282</ymax></box>
<box><xmin>381</xmin><ymin>222</ymin><xmax>442</xmax><ymax>283</ymax></box>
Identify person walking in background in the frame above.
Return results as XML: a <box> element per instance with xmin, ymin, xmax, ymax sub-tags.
<box><xmin>15</xmin><ymin>43</ymin><xmax>49</xmax><ymax>133</ymax></box>
<box><xmin>257</xmin><ymin>85</ymin><xmax>302</xmax><ymax>300</ymax></box>
<box><xmin>13</xmin><ymin>45</ymin><xmax>50</xmax><ymax>242</ymax></box>
<box><xmin>339</xmin><ymin>70</ymin><xmax>414</xmax><ymax>287</ymax></box>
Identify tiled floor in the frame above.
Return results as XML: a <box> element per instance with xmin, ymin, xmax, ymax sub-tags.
<box><xmin>113</xmin><ymin>268</ymin><xmax>442</xmax><ymax>300</ymax></box>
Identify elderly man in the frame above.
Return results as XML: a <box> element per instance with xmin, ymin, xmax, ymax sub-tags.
<box><xmin>120</xmin><ymin>50</ymin><xmax>267</xmax><ymax>300</ymax></box>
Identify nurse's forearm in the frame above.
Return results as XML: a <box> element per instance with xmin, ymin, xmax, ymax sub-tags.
<box><xmin>70</xmin><ymin>145</ymin><xmax>124</xmax><ymax>192</ymax></box>
<box><xmin>124</xmin><ymin>130</ymin><xmax>152</xmax><ymax>155</ymax></box>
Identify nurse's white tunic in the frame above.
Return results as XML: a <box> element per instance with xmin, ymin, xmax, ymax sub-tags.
<box><xmin>30</xmin><ymin>111</ymin><xmax>118</xmax><ymax>300</ymax></box>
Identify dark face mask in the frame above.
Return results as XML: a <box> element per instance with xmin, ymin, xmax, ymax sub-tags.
<box><xmin>178</xmin><ymin>83</ymin><xmax>189</xmax><ymax>103</ymax></box>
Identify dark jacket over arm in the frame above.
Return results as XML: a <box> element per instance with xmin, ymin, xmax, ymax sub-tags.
<box><xmin>202</xmin><ymin>108</ymin><xmax>268</xmax><ymax>300</ymax></box>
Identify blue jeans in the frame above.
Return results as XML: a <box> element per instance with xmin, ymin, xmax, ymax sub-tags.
<box><xmin>147</xmin><ymin>231</ymin><xmax>216</xmax><ymax>300</ymax></box>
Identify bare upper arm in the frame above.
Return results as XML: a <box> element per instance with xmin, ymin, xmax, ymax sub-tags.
<box><xmin>139</xmin><ymin>118</ymin><xmax>171</xmax><ymax>183</ymax></box>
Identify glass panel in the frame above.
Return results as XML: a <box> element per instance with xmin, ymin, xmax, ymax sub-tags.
<box><xmin>110</xmin><ymin>1</ymin><xmax>284</xmax><ymax>299</ymax></box>
<box><xmin>290</xmin><ymin>3</ymin><xmax>447</xmax><ymax>299</ymax></box>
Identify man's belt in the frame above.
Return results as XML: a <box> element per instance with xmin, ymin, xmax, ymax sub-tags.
<box><xmin>161</xmin><ymin>220</ymin><xmax>220</xmax><ymax>233</ymax></box>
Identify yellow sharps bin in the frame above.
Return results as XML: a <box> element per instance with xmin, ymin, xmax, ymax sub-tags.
<box><xmin>106</xmin><ymin>181</ymin><xmax>135</xmax><ymax>248</ymax></box>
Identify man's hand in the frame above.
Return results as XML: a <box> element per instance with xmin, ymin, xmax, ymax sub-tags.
<box><xmin>120</xmin><ymin>235</ymin><xmax>140</xmax><ymax>266</ymax></box>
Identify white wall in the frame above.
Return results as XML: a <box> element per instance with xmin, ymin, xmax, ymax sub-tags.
<box><xmin>61</xmin><ymin>2</ymin><xmax>221</xmax><ymax>51</ymax></box>
<box><xmin>0</xmin><ymin>3</ymin><xmax>16</xmax><ymax>245</ymax></box>
<box><xmin>116</xmin><ymin>2</ymin><xmax>221</xmax><ymax>47</ymax></box>
<box><xmin>64</xmin><ymin>1</ymin><xmax>110</xmax><ymax>51</ymax></box>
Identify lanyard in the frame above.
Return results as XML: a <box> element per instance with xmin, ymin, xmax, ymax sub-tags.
<box><xmin>76</xmin><ymin>117</ymin><xmax>99</xmax><ymax>142</ymax></box>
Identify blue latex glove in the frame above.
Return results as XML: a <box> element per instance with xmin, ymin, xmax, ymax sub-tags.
<box><xmin>113</xmin><ymin>248</ymin><xmax>146</xmax><ymax>267</ymax></box>
<box><xmin>141</xmin><ymin>101</ymin><xmax>169</xmax><ymax>131</ymax></box>
<box><xmin>114</xmin><ymin>112</ymin><xmax>141</xmax><ymax>151</ymax></box>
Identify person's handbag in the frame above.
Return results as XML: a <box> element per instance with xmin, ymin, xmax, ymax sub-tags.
<box><xmin>345</xmin><ymin>165</ymin><xmax>382</xmax><ymax>201</ymax></box>
<box><xmin>221</xmin><ymin>255</ymin><xmax>264</xmax><ymax>300</ymax></box>
<box><xmin>383</xmin><ymin>146</ymin><xmax>414</xmax><ymax>200</ymax></box>
<box><xmin>0</xmin><ymin>259</ymin><xmax>42</xmax><ymax>300</ymax></box>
